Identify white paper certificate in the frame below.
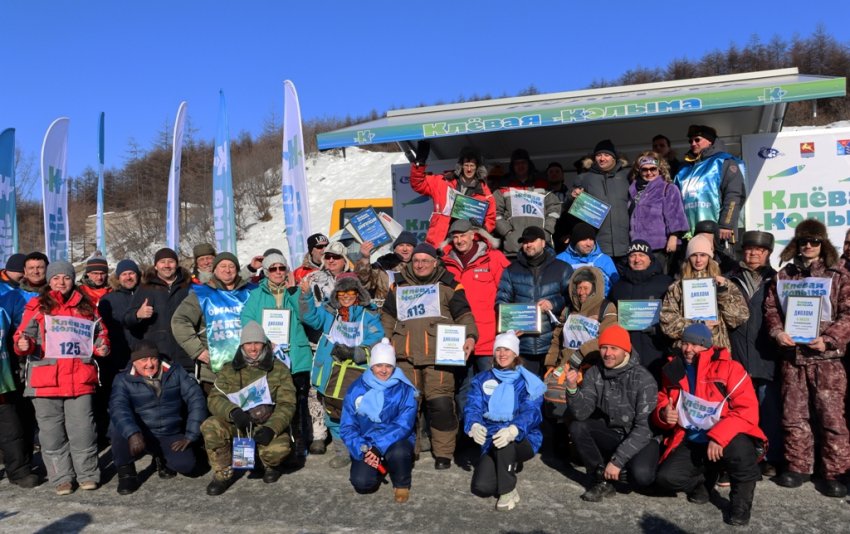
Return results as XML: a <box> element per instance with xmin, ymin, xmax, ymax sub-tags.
<box><xmin>785</xmin><ymin>296</ymin><xmax>822</xmax><ymax>344</ymax></box>
<box><xmin>262</xmin><ymin>309</ymin><xmax>291</xmax><ymax>348</ymax></box>
<box><xmin>682</xmin><ymin>279</ymin><xmax>718</xmax><ymax>321</ymax></box>
<box><xmin>435</xmin><ymin>324</ymin><xmax>466</xmax><ymax>366</ymax></box>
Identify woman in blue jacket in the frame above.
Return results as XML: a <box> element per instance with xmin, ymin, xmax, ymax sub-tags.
<box><xmin>300</xmin><ymin>272</ymin><xmax>384</xmax><ymax>468</ymax></box>
<box><xmin>464</xmin><ymin>330</ymin><xmax>545</xmax><ymax>511</ymax></box>
<box><xmin>340</xmin><ymin>338</ymin><xmax>418</xmax><ymax>503</ymax></box>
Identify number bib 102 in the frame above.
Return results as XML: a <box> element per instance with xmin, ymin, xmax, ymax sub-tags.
<box><xmin>396</xmin><ymin>284</ymin><xmax>441</xmax><ymax>320</ymax></box>
<box><xmin>43</xmin><ymin>315</ymin><xmax>96</xmax><ymax>358</ymax></box>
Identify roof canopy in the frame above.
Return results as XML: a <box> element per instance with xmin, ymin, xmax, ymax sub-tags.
<box><xmin>317</xmin><ymin>68</ymin><xmax>846</xmax><ymax>162</ymax></box>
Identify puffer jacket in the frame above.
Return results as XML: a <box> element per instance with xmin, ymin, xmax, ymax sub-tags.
<box><xmin>339</xmin><ymin>371</ymin><xmax>418</xmax><ymax>460</ymax></box>
<box><xmin>109</xmin><ymin>361</ymin><xmax>207</xmax><ymax>441</ymax></box>
<box><xmin>99</xmin><ymin>285</ymin><xmax>145</xmax><ymax>373</ymax></box>
<box><xmin>409</xmin><ymin>163</ymin><xmax>497</xmax><ymax>247</ymax></box>
<box><xmin>241</xmin><ymin>279</ymin><xmax>313</xmax><ymax>375</ymax></box>
<box><xmin>578</xmin><ymin>159</ymin><xmax>631</xmax><ymax>257</ymax></box>
<box><xmin>546</xmin><ymin>267</ymin><xmax>617</xmax><ymax>368</ymax></box>
<box><xmin>495</xmin><ymin>250</ymin><xmax>573</xmax><ymax>356</ymax></box>
<box><xmin>652</xmin><ymin>346</ymin><xmax>766</xmax><ymax>463</ymax></box>
<box><xmin>463</xmin><ymin>368</ymin><xmax>543</xmax><ymax>454</ymax></box>
<box><xmin>555</xmin><ymin>243</ymin><xmax>619</xmax><ymax>296</ymax></box>
<box><xmin>660</xmin><ymin>262</ymin><xmax>749</xmax><ymax>350</ymax></box>
<box><xmin>609</xmin><ymin>259</ymin><xmax>673</xmax><ymax>378</ymax></box>
<box><xmin>381</xmin><ymin>262</ymin><xmax>478</xmax><ymax>366</ymax></box>
<box><xmin>763</xmin><ymin>257</ymin><xmax>850</xmax><ymax>364</ymax></box>
<box><xmin>568</xmin><ymin>351</ymin><xmax>658</xmax><ymax>469</ymax></box>
<box><xmin>207</xmin><ymin>343</ymin><xmax>296</xmax><ymax>437</ymax></box>
<box><xmin>300</xmin><ymin>279</ymin><xmax>383</xmax><ymax>394</ymax></box>
<box><xmin>493</xmin><ymin>176</ymin><xmax>561</xmax><ymax>255</ymax></box>
<box><xmin>14</xmin><ymin>289</ymin><xmax>110</xmax><ymax>398</ymax></box>
<box><xmin>78</xmin><ymin>277</ymin><xmax>111</xmax><ymax>306</ymax></box>
<box><xmin>726</xmin><ymin>262</ymin><xmax>777</xmax><ymax>380</ymax></box>
<box><xmin>441</xmin><ymin>228</ymin><xmax>510</xmax><ymax>356</ymax></box>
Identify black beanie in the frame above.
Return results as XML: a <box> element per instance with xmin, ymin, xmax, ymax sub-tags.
<box><xmin>593</xmin><ymin>139</ymin><xmax>617</xmax><ymax>157</ymax></box>
<box><xmin>571</xmin><ymin>222</ymin><xmax>597</xmax><ymax>243</ymax></box>
<box><xmin>5</xmin><ymin>253</ymin><xmax>26</xmax><ymax>273</ymax></box>
<box><xmin>393</xmin><ymin>231</ymin><xmax>417</xmax><ymax>249</ymax></box>
<box><xmin>687</xmin><ymin>124</ymin><xmax>717</xmax><ymax>143</ymax></box>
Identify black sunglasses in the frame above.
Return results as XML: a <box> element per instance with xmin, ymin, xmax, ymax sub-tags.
<box><xmin>323</xmin><ymin>253</ymin><xmax>343</xmax><ymax>260</ymax></box>
<box><xmin>797</xmin><ymin>238</ymin><xmax>822</xmax><ymax>247</ymax></box>
<box><xmin>267</xmin><ymin>266</ymin><xmax>287</xmax><ymax>273</ymax></box>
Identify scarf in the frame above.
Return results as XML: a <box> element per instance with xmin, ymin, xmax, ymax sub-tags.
<box><xmin>338</xmin><ymin>305</ymin><xmax>351</xmax><ymax>322</ymax></box>
<box><xmin>485</xmin><ymin>367</ymin><xmax>546</xmax><ymax>422</ymax></box>
<box><xmin>357</xmin><ymin>367</ymin><xmax>417</xmax><ymax>423</ymax></box>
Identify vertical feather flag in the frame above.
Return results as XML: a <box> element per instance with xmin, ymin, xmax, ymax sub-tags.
<box><xmin>282</xmin><ymin>80</ymin><xmax>311</xmax><ymax>265</ymax></box>
<box><xmin>165</xmin><ymin>101</ymin><xmax>188</xmax><ymax>252</ymax></box>
<box><xmin>0</xmin><ymin>128</ymin><xmax>17</xmax><ymax>263</ymax></box>
<box><xmin>41</xmin><ymin>118</ymin><xmax>70</xmax><ymax>261</ymax></box>
<box><xmin>96</xmin><ymin>112</ymin><xmax>106</xmax><ymax>255</ymax></box>
<box><xmin>213</xmin><ymin>91</ymin><xmax>237</xmax><ymax>254</ymax></box>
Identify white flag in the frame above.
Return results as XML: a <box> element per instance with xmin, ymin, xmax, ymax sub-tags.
<box><xmin>166</xmin><ymin>101</ymin><xmax>188</xmax><ymax>251</ymax></box>
<box><xmin>41</xmin><ymin>118</ymin><xmax>70</xmax><ymax>261</ymax></box>
<box><xmin>282</xmin><ymin>81</ymin><xmax>311</xmax><ymax>264</ymax></box>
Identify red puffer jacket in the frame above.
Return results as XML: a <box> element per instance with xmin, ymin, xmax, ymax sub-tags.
<box><xmin>13</xmin><ymin>290</ymin><xmax>110</xmax><ymax>398</ymax></box>
<box><xmin>652</xmin><ymin>346</ymin><xmax>766</xmax><ymax>463</ymax></box>
<box><xmin>441</xmin><ymin>229</ymin><xmax>509</xmax><ymax>356</ymax></box>
<box><xmin>78</xmin><ymin>282</ymin><xmax>111</xmax><ymax>307</ymax></box>
<box><xmin>410</xmin><ymin>163</ymin><xmax>497</xmax><ymax>247</ymax></box>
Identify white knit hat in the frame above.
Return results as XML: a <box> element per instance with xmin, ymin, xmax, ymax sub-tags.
<box><xmin>493</xmin><ymin>330</ymin><xmax>520</xmax><ymax>356</ymax></box>
<box><xmin>370</xmin><ymin>338</ymin><xmax>396</xmax><ymax>367</ymax></box>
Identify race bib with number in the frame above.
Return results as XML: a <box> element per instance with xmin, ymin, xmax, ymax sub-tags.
<box><xmin>43</xmin><ymin>315</ymin><xmax>96</xmax><ymax>359</ymax></box>
<box><xmin>396</xmin><ymin>284</ymin><xmax>442</xmax><ymax>320</ymax></box>
<box><xmin>562</xmin><ymin>314</ymin><xmax>600</xmax><ymax>350</ymax></box>
<box><xmin>510</xmin><ymin>190</ymin><xmax>545</xmax><ymax>219</ymax></box>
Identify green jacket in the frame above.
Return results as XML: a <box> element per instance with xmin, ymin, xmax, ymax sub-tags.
<box><xmin>241</xmin><ymin>280</ymin><xmax>313</xmax><ymax>374</ymax></box>
<box><xmin>208</xmin><ymin>343</ymin><xmax>296</xmax><ymax>436</ymax></box>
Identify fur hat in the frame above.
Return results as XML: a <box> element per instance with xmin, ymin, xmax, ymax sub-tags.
<box><xmin>330</xmin><ymin>275</ymin><xmax>371</xmax><ymax>308</ymax></box>
<box><xmin>742</xmin><ymin>231</ymin><xmax>775</xmax><ymax>252</ymax></box>
<box><xmin>779</xmin><ymin>218</ymin><xmax>839</xmax><ymax>267</ymax></box>
<box><xmin>240</xmin><ymin>321</ymin><xmax>268</xmax><ymax>345</ymax></box>
<box><xmin>493</xmin><ymin>330</ymin><xmax>520</xmax><ymax>356</ymax></box>
<box><xmin>370</xmin><ymin>338</ymin><xmax>396</xmax><ymax>368</ymax></box>
<box><xmin>682</xmin><ymin>323</ymin><xmax>713</xmax><ymax>348</ymax></box>
<box><xmin>509</xmin><ymin>148</ymin><xmax>536</xmax><ymax>175</ymax></box>
<box><xmin>686</xmin><ymin>234</ymin><xmax>714</xmax><ymax>258</ymax></box>
<box><xmin>598</xmin><ymin>324</ymin><xmax>631</xmax><ymax>352</ymax></box>
<box><xmin>694</xmin><ymin>220</ymin><xmax>719</xmax><ymax>236</ymax></box>
<box><xmin>46</xmin><ymin>261</ymin><xmax>75</xmax><ymax>282</ymax></box>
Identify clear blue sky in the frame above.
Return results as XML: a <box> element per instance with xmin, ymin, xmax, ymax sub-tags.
<box><xmin>2</xmin><ymin>0</ymin><xmax>849</xmax><ymax>188</ymax></box>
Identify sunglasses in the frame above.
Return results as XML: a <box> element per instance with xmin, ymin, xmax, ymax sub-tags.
<box><xmin>267</xmin><ymin>266</ymin><xmax>287</xmax><ymax>273</ymax></box>
<box><xmin>689</xmin><ymin>136</ymin><xmax>704</xmax><ymax>144</ymax></box>
<box><xmin>336</xmin><ymin>290</ymin><xmax>358</xmax><ymax>297</ymax></box>
<box><xmin>324</xmin><ymin>253</ymin><xmax>343</xmax><ymax>260</ymax></box>
<box><xmin>639</xmin><ymin>167</ymin><xmax>659</xmax><ymax>174</ymax></box>
<box><xmin>313</xmin><ymin>244</ymin><xmax>327</xmax><ymax>250</ymax></box>
<box><xmin>797</xmin><ymin>238</ymin><xmax>822</xmax><ymax>247</ymax></box>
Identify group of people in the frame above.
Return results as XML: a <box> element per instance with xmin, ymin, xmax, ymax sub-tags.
<box><xmin>0</xmin><ymin>122</ymin><xmax>847</xmax><ymax>528</ymax></box>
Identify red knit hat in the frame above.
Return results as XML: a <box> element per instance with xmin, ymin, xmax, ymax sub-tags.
<box><xmin>598</xmin><ymin>324</ymin><xmax>632</xmax><ymax>353</ymax></box>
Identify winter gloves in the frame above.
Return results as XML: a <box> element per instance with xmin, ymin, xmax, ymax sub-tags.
<box><xmin>253</xmin><ymin>426</ymin><xmax>275</xmax><ymax>446</ymax></box>
<box><xmin>230</xmin><ymin>408</ymin><xmax>252</xmax><ymax>432</ymax></box>
<box><xmin>331</xmin><ymin>344</ymin><xmax>355</xmax><ymax>361</ymax></box>
<box><xmin>492</xmin><ymin>425</ymin><xmax>519</xmax><ymax>449</ymax></box>
<box><xmin>414</xmin><ymin>140</ymin><xmax>431</xmax><ymax>167</ymax></box>
<box><xmin>469</xmin><ymin>423</ymin><xmax>488</xmax><ymax>445</ymax></box>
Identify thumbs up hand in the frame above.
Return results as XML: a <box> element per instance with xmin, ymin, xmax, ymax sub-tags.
<box><xmin>136</xmin><ymin>298</ymin><xmax>154</xmax><ymax>319</ymax></box>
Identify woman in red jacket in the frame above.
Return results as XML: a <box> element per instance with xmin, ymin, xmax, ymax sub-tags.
<box><xmin>14</xmin><ymin>261</ymin><xmax>110</xmax><ymax>496</ymax></box>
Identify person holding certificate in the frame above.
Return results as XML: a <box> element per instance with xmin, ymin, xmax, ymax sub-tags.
<box><xmin>464</xmin><ymin>330</ymin><xmax>545</xmax><ymax>511</ymax></box>
<box><xmin>660</xmin><ymin>234</ymin><xmax>749</xmax><ymax>350</ymax></box>
<box><xmin>763</xmin><ymin>219</ymin><xmax>850</xmax><ymax>498</ymax></box>
<box><xmin>241</xmin><ymin>252</ymin><xmax>316</xmax><ymax>459</ymax></box>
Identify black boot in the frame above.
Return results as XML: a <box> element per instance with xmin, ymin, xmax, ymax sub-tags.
<box><xmin>206</xmin><ymin>468</ymin><xmax>235</xmax><ymax>496</ymax></box>
<box><xmin>116</xmin><ymin>464</ymin><xmax>139</xmax><ymax>496</ymax></box>
<box><xmin>262</xmin><ymin>464</ymin><xmax>283</xmax><ymax>484</ymax></box>
<box><xmin>580</xmin><ymin>466</ymin><xmax>616</xmax><ymax>502</ymax></box>
<box><xmin>726</xmin><ymin>480</ymin><xmax>756</xmax><ymax>526</ymax></box>
<box><xmin>155</xmin><ymin>457</ymin><xmax>177</xmax><ymax>479</ymax></box>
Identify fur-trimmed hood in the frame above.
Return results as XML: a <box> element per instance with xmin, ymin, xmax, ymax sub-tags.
<box><xmin>568</xmin><ymin>266</ymin><xmax>606</xmax><ymax>313</ymax></box>
<box><xmin>779</xmin><ymin>218</ymin><xmax>840</xmax><ymax>268</ymax></box>
<box><xmin>328</xmin><ymin>275</ymin><xmax>371</xmax><ymax>308</ymax></box>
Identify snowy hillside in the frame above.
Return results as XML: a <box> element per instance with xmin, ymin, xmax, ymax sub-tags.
<box><xmin>235</xmin><ymin>147</ymin><xmax>407</xmax><ymax>266</ymax></box>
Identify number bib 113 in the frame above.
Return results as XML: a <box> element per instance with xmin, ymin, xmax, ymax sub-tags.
<box><xmin>396</xmin><ymin>284</ymin><xmax>441</xmax><ymax>320</ymax></box>
<box><xmin>43</xmin><ymin>315</ymin><xmax>95</xmax><ymax>358</ymax></box>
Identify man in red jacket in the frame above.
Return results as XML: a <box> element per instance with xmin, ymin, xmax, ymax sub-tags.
<box><xmin>409</xmin><ymin>142</ymin><xmax>496</xmax><ymax>247</ymax></box>
<box><xmin>78</xmin><ymin>256</ymin><xmax>111</xmax><ymax>306</ymax></box>
<box><xmin>653</xmin><ymin>323</ymin><xmax>764</xmax><ymax>526</ymax></box>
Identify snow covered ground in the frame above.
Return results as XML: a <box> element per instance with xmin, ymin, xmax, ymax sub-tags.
<box><xmin>234</xmin><ymin>147</ymin><xmax>406</xmax><ymax>267</ymax></box>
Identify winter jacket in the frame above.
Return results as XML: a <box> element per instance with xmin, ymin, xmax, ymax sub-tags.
<box><xmin>124</xmin><ymin>267</ymin><xmax>193</xmax><ymax>372</ymax></box>
<box><xmin>496</xmin><ymin>250</ymin><xmax>573</xmax><ymax>356</ymax></box>
<box><xmin>493</xmin><ymin>177</ymin><xmax>561</xmax><ymax>255</ymax></box>
<box><xmin>1</xmin><ymin>283</ymin><xmax>41</xmax><ymax>331</ymax></box>
<box><xmin>578</xmin><ymin>160</ymin><xmax>631</xmax><ymax>257</ymax></box>
<box><xmin>99</xmin><ymin>285</ymin><xmax>145</xmax><ymax>373</ymax></box>
<box><xmin>675</xmin><ymin>140</ymin><xmax>746</xmax><ymax>234</ymax></box>
<box><xmin>463</xmin><ymin>368</ymin><xmax>543</xmax><ymax>454</ymax></box>
<box><xmin>109</xmin><ymin>361</ymin><xmax>206</xmax><ymax>442</ymax></box>
<box><xmin>555</xmin><ymin>243</ymin><xmax>619</xmax><ymax>296</ymax></box>
<box><xmin>355</xmin><ymin>253</ymin><xmax>405</xmax><ymax>307</ymax></box>
<box><xmin>726</xmin><ymin>262</ymin><xmax>778</xmax><ymax>381</ymax></box>
<box><xmin>660</xmin><ymin>264</ymin><xmax>749</xmax><ymax>350</ymax></box>
<box><xmin>171</xmin><ymin>275</ymin><xmax>256</xmax><ymax>383</ymax></box>
<box><xmin>292</xmin><ymin>254</ymin><xmax>321</xmax><ymax>284</ymax></box>
<box><xmin>609</xmin><ymin>259</ymin><xmax>673</xmax><ymax>378</ymax></box>
<box><xmin>300</xmin><ymin>283</ymin><xmax>384</xmax><ymax>394</ymax></box>
<box><xmin>628</xmin><ymin>177</ymin><xmax>689</xmax><ymax>251</ymax></box>
<box><xmin>240</xmin><ymin>279</ymin><xmax>313</xmax><ymax>375</ymax></box>
<box><xmin>381</xmin><ymin>263</ymin><xmax>478</xmax><ymax>366</ymax></box>
<box><xmin>14</xmin><ymin>289</ymin><xmax>110</xmax><ymax>398</ymax></box>
<box><xmin>207</xmin><ymin>343</ymin><xmax>296</xmax><ymax>437</ymax></box>
<box><xmin>763</xmin><ymin>258</ymin><xmax>850</xmax><ymax>364</ymax></box>
<box><xmin>340</xmin><ymin>374</ymin><xmax>418</xmax><ymax>460</ymax></box>
<box><xmin>441</xmin><ymin>229</ymin><xmax>510</xmax><ymax>356</ymax></box>
<box><xmin>652</xmin><ymin>347</ymin><xmax>766</xmax><ymax>463</ymax></box>
<box><xmin>78</xmin><ymin>278</ymin><xmax>111</xmax><ymax>306</ymax></box>
<box><xmin>409</xmin><ymin>163</ymin><xmax>497</xmax><ymax>247</ymax></box>
<box><xmin>546</xmin><ymin>267</ymin><xmax>618</xmax><ymax>368</ymax></box>
<box><xmin>568</xmin><ymin>352</ymin><xmax>658</xmax><ymax>468</ymax></box>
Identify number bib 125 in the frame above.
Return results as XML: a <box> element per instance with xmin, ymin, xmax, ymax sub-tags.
<box><xmin>43</xmin><ymin>315</ymin><xmax>95</xmax><ymax>358</ymax></box>
<box><xmin>396</xmin><ymin>284</ymin><xmax>441</xmax><ymax>320</ymax></box>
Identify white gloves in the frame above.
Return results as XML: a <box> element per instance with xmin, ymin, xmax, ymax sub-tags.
<box><xmin>492</xmin><ymin>425</ymin><xmax>519</xmax><ymax>449</ymax></box>
<box><xmin>469</xmin><ymin>423</ymin><xmax>488</xmax><ymax>445</ymax></box>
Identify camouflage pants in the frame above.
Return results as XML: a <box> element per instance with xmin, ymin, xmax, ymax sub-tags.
<box><xmin>398</xmin><ymin>361</ymin><xmax>457</xmax><ymax>459</ymax></box>
<box><xmin>200</xmin><ymin>416</ymin><xmax>291</xmax><ymax>469</ymax></box>
<box><xmin>781</xmin><ymin>359</ymin><xmax>850</xmax><ymax>478</ymax></box>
